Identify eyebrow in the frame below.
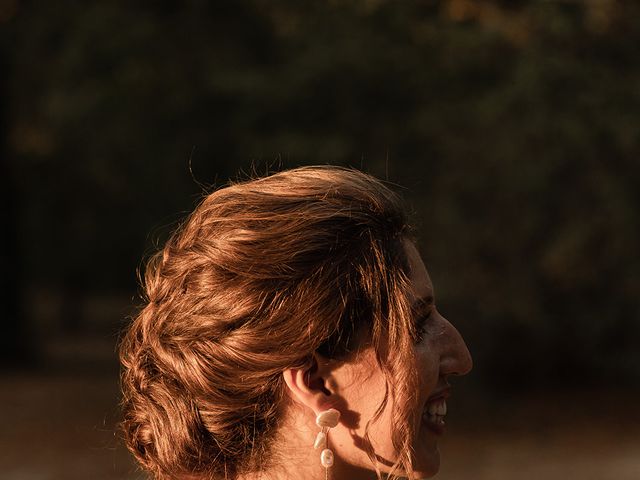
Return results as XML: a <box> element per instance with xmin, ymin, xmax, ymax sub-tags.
<box><xmin>411</xmin><ymin>295</ymin><xmax>435</xmax><ymax>313</ymax></box>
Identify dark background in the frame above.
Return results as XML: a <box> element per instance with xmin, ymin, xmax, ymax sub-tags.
<box><xmin>2</xmin><ymin>1</ymin><xmax>639</xmax><ymax>479</ymax></box>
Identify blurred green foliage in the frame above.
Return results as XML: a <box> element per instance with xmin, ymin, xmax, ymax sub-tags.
<box><xmin>3</xmin><ymin>0</ymin><xmax>639</xmax><ymax>388</ymax></box>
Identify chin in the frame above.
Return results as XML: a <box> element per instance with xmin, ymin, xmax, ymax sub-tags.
<box><xmin>412</xmin><ymin>449</ymin><xmax>440</xmax><ymax>479</ymax></box>
<box><xmin>410</xmin><ymin>434</ymin><xmax>441</xmax><ymax>479</ymax></box>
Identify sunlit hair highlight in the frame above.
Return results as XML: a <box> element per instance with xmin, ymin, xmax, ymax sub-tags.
<box><xmin>119</xmin><ymin>166</ymin><xmax>421</xmax><ymax>480</ymax></box>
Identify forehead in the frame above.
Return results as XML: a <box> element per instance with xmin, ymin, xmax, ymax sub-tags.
<box><xmin>403</xmin><ymin>240</ymin><xmax>434</xmax><ymax>302</ymax></box>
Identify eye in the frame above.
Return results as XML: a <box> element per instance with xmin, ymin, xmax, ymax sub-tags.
<box><xmin>414</xmin><ymin>309</ymin><xmax>432</xmax><ymax>344</ymax></box>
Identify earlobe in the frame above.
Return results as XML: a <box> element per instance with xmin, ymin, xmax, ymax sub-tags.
<box><xmin>282</xmin><ymin>355</ymin><xmax>332</xmax><ymax>415</ymax></box>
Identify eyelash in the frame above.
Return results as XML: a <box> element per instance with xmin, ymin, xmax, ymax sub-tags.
<box><xmin>415</xmin><ymin>310</ymin><xmax>432</xmax><ymax>343</ymax></box>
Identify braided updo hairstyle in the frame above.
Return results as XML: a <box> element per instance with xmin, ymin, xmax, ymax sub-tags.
<box><xmin>119</xmin><ymin>166</ymin><xmax>421</xmax><ymax>479</ymax></box>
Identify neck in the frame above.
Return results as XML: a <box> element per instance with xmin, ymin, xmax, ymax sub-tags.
<box><xmin>237</xmin><ymin>407</ymin><xmax>325</xmax><ymax>480</ymax></box>
<box><xmin>237</xmin><ymin>408</ymin><xmax>389</xmax><ymax>480</ymax></box>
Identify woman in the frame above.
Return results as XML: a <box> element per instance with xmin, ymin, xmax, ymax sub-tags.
<box><xmin>119</xmin><ymin>166</ymin><xmax>472</xmax><ymax>480</ymax></box>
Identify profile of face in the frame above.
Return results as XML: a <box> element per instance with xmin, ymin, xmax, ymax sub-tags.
<box><xmin>120</xmin><ymin>167</ymin><xmax>470</xmax><ymax>480</ymax></box>
<box><xmin>284</xmin><ymin>240</ymin><xmax>472</xmax><ymax>479</ymax></box>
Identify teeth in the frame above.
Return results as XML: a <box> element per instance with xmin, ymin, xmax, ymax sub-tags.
<box><xmin>422</xmin><ymin>398</ymin><xmax>448</xmax><ymax>427</ymax></box>
<box><xmin>426</xmin><ymin>399</ymin><xmax>447</xmax><ymax>416</ymax></box>
<box><xmin>422</xmin><ymin>412</ymin><xmax>446</xmax><ymax>425</ymax></box>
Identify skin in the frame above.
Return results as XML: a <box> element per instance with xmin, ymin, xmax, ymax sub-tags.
<box><xmin>250</xmin><ymin>241</ymin><xmax>472</xmax><ymax>480</ymax></box>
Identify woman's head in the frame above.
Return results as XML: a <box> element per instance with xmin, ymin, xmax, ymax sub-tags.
<box><xmin>119</xmin><ymin>166</ymin><xmax>471</xmax><ymax>480</ymax></box>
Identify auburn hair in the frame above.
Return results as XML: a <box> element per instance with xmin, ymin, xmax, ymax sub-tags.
<box><xmin>119</xmin><ymin>166</ymin><xmax>421</xmax><ymax>480</ymax></box>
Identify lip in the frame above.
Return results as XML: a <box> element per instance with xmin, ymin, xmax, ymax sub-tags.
<box><xmin>422</xmin><ymin>415</ymin><xmax>446</xmax><ymax>435</ymax></box>
<box><xmin>426</xmin><ymin>386</ymin><xmax>451</xmax><ymax>402</ymax></box>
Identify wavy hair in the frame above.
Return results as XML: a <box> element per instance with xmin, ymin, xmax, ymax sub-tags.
<box><xmin>119</xmin><ymin>166</ymin><xmax>420</xmax><ymax>479</ymax></box>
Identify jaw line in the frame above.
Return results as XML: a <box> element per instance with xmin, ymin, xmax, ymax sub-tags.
<box><xmin>348</xmin><ymin>429</ymin><xmax>397</xmax><ymax>469</ymax></box>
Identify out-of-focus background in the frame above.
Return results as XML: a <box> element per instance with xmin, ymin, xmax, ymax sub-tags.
<box><xmin>2</xmin><ymin>1</ymin><xmax>639</xmax><ymax>479</ymax></box>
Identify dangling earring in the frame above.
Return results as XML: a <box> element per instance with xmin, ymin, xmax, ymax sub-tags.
<box><xmin>314</xmin><ymin>408</ymin><xmax>340</xmax><ymax>473</ymax></box>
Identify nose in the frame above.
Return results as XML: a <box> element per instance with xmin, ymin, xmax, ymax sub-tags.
<box><xmin>437</xmin><ymin>312</ymin><xmax>473</xmax><ymax>377</ymax></box>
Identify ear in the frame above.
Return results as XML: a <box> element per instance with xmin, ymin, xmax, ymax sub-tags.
<box><xmin>282</xmin><ymin>353</ymin><xmax>334</xmax><ymax>416</ymax></box>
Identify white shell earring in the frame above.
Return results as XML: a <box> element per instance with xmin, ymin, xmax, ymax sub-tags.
<box><xmin>314</xmin><ymin>408</ymin><xmax>340</xmax><ymax>473</ymax></box>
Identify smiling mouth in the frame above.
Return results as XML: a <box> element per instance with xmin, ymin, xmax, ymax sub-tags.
<box><xmin>421</xmin><ymin>397</ymin><xmax>447</xmax><ymax>434</ymax></box>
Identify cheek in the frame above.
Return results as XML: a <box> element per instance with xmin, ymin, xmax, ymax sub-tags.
<box><xmin>416</xmin><ymin>345</ymin><xmax>440</xmax><ymax>399</ymax></box>
<box><xmin>365</xmin><ymin>387</ymin><xmax>397</xmax><ymax>453</ymax></box>
<box><xmin>332</xmin><ymin>350</ymin><xmax>442</xmax><ymax>470</ymax></box>
<box><xmin>338</xmin><ymin>364</ymin><xmax>398</xmax><ymax>459</ymax></box>
<box><xmin>352</xmin><ymin>368</ymin><xmax>389</xmax><ymax>430</ymax></box>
